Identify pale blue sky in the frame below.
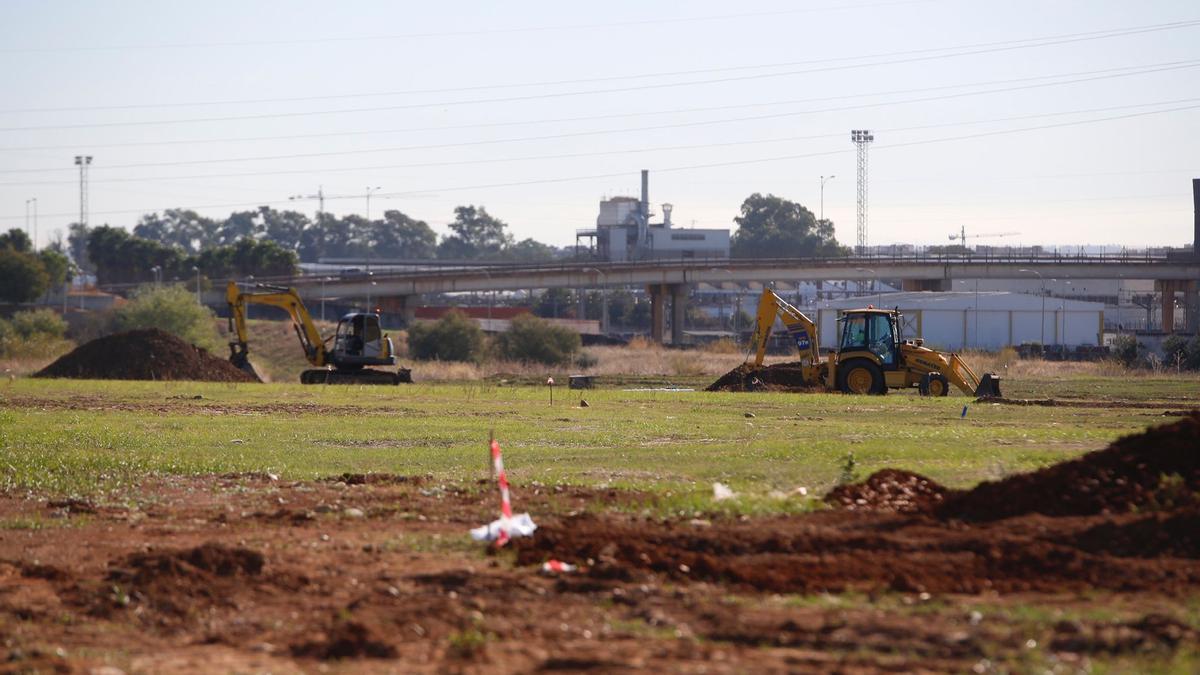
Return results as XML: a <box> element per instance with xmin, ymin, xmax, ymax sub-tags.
<box><xmin>1</xmin><ymin>0</ymin><xmax>1198</xmax><ymax>249</ymax></box>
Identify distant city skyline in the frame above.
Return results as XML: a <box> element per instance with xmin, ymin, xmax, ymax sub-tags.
<box><xmin>1</xmin><ymin>0</ymin><xmax>1197</xmax><ymax>249</ymax></box>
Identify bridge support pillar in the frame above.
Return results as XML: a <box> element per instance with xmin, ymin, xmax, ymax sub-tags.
<box><xmin>1156</xmin><ymin>280</ymin><xmax>1187</xmax><ymax>333</ymax></box>
<box><xmin>670</xmin><ymin>283</ymin><xmax>688</xmax><ymax>346</ymax></box>
<box><xmin>1185</xmin><ymin>281</ymin><xmax>1200</xmax><ymax>334</ymax></box>
<box><xmin>901</xmin><ymin>278</ymin><xmax>950</xmax><ymax>292</ymax></box>
<box><xmin>646</xmin><ymin>283</ymin><xmax>689</xmax><ymax>345</ymax></box>
<box><xmin>376</xmin><ymin>295</ymin><xmax>418</xmax><ymax>327</ymax></box>
<box><xmin>648</xmin><ymin>284</ymin><xmax>667</xmax><ymax>344</ymax></box>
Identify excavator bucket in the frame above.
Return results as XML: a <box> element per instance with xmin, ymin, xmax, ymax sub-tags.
<box><xmin>228</xmin><ymin>346</ymin><xmax>265</xmax><ymax>383</ymax></box>
<box><xmin>973</xmin><ymin>373</ymin><xmax>1002</xmax><ymax>398</ymax></box>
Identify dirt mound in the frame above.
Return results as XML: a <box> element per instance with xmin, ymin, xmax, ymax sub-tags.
<box><xmin>515</xmin><ymin>512</ymin><xmax>1200</xmax><ymax>594</ymax></box>
<box><xmin>104</xmin><ymin>543</ymin><xmax>264</xmax><ymax>617</ymax></box>
<box><xmin>939</xmin><ymin>412</ymin><xmax>1200</xmax><ymax>521</ymax></box>
<box><xmin>707</xmin><ymin>361</ymin><xmax>821</xmax><ymax>392</ymax></box>
<box><xmin>292</xmin><ymin>619</ymin><xmax>398</xmax><ymax>660</ymax></box>
<box><xmin>34</xmin><ymin>328</ymin><xmax>254</xmax><ymax>382</ymax></box>
<box><xmin>824</xmin><ymin>470</ymin><xmax>950</xmax><ymax>513</ymax></box>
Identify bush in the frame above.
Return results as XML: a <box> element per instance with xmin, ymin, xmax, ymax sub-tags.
<box><xmin>406</xmin><ymin>310</ymin><xmax>485</xmax><ymax>362</ymax></box>
<box><xmin>10</xmin><ymin>309</ymin><xmax>66</xmax><ymax>340</ymax></box>
<box><xmin>1162</xmin><ymin>335</ymin><xmax>1189</xmax><ymax>369</ymax></box>
<box><xmin>1111</xmin><ymin>334</ymin><xmax>1142</xmax><ymax>367</ymax></box>
<box><xmin>113</xmin><ymin>284</ymin><xmax>221</xmax><ymax>351</ymax></box>
<box><xmin>495</xmin><ymin>313</ymin><xmax>580</xmax><ymax>365</ymax></box>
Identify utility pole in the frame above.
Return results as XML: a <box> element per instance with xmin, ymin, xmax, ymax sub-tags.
<box><xmin>850</xmin><ymin>130</ymin><xmax>873</xmax><ymax>255</ymax></box>
<box><xmin>819</xmin><ymin>175</ymin><xmax>835</xmax><ymax>223</ymax></box>
<box><xmin>74</xmin><ymin>156</ymin><xmax>93</xmax><ymax>226</ymax></box>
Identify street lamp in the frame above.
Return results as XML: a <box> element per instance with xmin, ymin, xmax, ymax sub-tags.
<box><xmin>25</xmin><ymin>198</ymin><xmax>37</xmax><ymax>251</ymax></box>
<box><xmin>192</xmin><ymin>266</ymin><xmax>201</xmax><ymax>304</ymax></box>
<box><xmin>855</xmin><ymin>267</ymin><xmax>879</xmax><ymax>306</ymax></box>
<box><xmin>819</xmin><ymin>175</ymin><xmax>835</xmax><ymax>223</ymax></box>
<box><xmin>365</xmin><ymin>186</ymin><xmax>382</xmax><ymax>221</ymax></box>
<box><xmin>366</xmin><ymin>273</ymin><xmax>375</xmax><ymax>311</ymax></box>
<box><xmin>150</xmin><ymin>265</ymin><xmax>161</xmax><ymax>284</ymax></box>
<box><xmin>1019</xmin><ymin>268</ymin><xmax>1045</xmax><ymax>346</ymax></box>
<box><xmin>321</xmin><ymin>276</ymin><xmax>332</xmax><ymax>322</ymax></box>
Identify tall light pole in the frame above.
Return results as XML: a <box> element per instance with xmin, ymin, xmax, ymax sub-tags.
<box><xmin>74</xmin><ymin>155</ymin><xmax>92</xmax><ymax>226</ymax></box>
<box><xmin>850</xmin><ymin>130</ymin><xmax>874</xmax><ymax>254</ymax></box>
<box><xmin>24</xmin><ymin>198</ymin><xmax>37</xmax><ymax>250</ymax></box>
<box><xmin>365</xmin><ymin>186</ymin><xmax>382</xmax><ymax>221</ymax></box>
<box><xmin>819</xmin><ymin>175</ymin><xmax>835</xmax><ymax>223</ymax></box>
<box><xmin>150</xmin><ymin>265</ymin><xmax>161</xmax><ymax>284</ymax></box>
<box><xmin>1019</xmin><ymin>269</ymin><xmax>1045</xmax><ymax>346</ymax></box>
<box><xmin>366</xmin><ymin>274</ymin><xmax>375</xmax><ymax>312</ymax></box>
<box><xmin>192</xmin><ymin>266</ymin><xmax>201</xmax><ymax>303</ymax></box>
<box><xmin>321</xmin><ymin>276</ymin><xmax>332</xmax><ymax>322</ymax></box>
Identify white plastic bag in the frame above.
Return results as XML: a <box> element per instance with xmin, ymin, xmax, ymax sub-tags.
<box><xmin>469</xmin><ymin>512</ymin><xmax>537</xmax><ymax>542</ymax></box>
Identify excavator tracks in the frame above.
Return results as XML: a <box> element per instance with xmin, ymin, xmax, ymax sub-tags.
<box><xmin>300</xmin><ymin>368</ymin><xmax>413</xmax><ymax>385</ymax></box>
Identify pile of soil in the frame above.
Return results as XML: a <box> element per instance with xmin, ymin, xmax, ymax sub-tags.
<box><xmin>34</xmin><ymin>329</ymin><xmax>255</xmax><ymax>382</ymax></box>
<box><xmin>938</xmin><ymin>411</ymin><xmax>1200</xmax><ymax>521</ymax></box>
<box><xmin>706</xmin><ymin>361</ymin><xmax>821</xmax><ymax>392</ymax></box>
<box><xmin>103</xmin><ymin>543</ymin><xmax>266</xmax><ymax>618</ymax></box>
<box><xmin>823</xmin><ymin>469</ymin><xmax>950</xmax><ymax>513</ymax></box>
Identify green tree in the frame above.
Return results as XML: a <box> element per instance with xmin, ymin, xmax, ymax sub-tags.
<box><xmin>260</xmin><ymin>207</ymin><xmax>310</xmax><ymax>251</ymax></box>
<box><xmin>133</xmin><ymin>209</ymin><xmax>218</xmax><ymax>253</ymax></box>
<box><xmin>38</xmin><ymin>249</ymin><xmax>72</xmax><ymax>288</ymax></box>
<box><xmin>68</xmin><ymin>223</ymin><xmax>93</xmax><ymax>273</ymax></box>
<box><xmin>495</xmin><ymin>313</ymin><xmax>581</xmax><ymax>365</ymax></box>
<box><xmin>498</xmin><ymin>238</ymin><xmax>557</xmax><ymax>262</ymax></box>
<box><xmin>375</xmin><ymin>210</ymin><xmax>437</xmax><ymax>259</ymax></box>
<box><xmin>438</xmin><ymin>206</ymin><xmax>512</xmax><ymax>259</ymax></box>
<box><xmin>0</xmin><ymin>228</ymin><xmax>32</xmax><ymax>252</ymax></box>
<box><xmin>112</xmin><ymin>284</ymin><xmax>221</xmax><ymax>350</ymax></box>
<box><xmin>406</xmin><ymin>310</ymin><xmax>486</xmax><ymax>362</ymax></box>
<box><xmin>0</xmin><ymin>248</ymin><xmax>49</xmax><ymax>303</ymax></box>
<box><xmin>731</xmin><ymin>193</ymin><xmax>848</xmax><ymax>259</ymax></box>
<box><xmin>533</xmin><ymin>288</ymin><xmax>575</xmax><ymax>318</ymax></box>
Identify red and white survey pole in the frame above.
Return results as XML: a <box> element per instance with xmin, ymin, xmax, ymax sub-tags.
<box><xmin>489</xmin><ymin>435</ymin><xmax>513</xmax><ymax>546</ymax></box>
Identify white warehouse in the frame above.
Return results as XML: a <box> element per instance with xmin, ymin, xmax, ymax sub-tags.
<box><xmin>813</xmin><ymin>291</ymin><xmax>1105</xmax><ymax>350</ymax></box>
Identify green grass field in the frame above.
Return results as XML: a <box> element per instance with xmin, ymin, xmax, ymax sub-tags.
<box><xmin>3</xmin><ymin>373</ymin><xmax>1197</xmax><ymax>500</ymax></box>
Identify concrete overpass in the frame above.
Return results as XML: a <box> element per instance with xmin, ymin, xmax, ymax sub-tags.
<box><xmin>283</xmin><ymin>253</ymin><xmax>1200</xmax><ymax>343</ymax></box>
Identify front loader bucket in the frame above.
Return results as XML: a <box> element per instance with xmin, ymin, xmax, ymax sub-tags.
<box><xmin>973</xmin><ymin>373</ymin><xmax>1002</xmax><ymax>398</ymax></box>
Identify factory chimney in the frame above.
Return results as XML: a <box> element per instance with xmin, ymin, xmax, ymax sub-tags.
<box><xmin>1193</xmin><ymin>178</ymin><xmax>1199</xmax><ymax>257</ymax></box>
<box><xmin>640</xmin><ymin>170</ymin><xmax>650</xmax><ymax>224</ymax></box>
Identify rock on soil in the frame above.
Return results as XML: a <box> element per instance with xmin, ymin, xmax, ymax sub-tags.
<box><xmin>824</xmin><ymin>469</ymin><xmax>949</xmax><ymax>513</ymax></box>
<box><xmin>706</xmin><ymin>361</ymin><xmax>821</xmax><ymax>392</ymax></box>
<box><xmin>34</xmin><ymin>328</ymin><xmax>255</xmax><ymax>382</ymax></box>
<box><xmin>938</xmin><ymin>411</ymin><xmax>1200</xmax><ymax>521</ymax></box>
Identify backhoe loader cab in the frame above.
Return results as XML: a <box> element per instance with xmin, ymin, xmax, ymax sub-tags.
<box><xmin>330</xmin><ymin>313</ymin><xmax>395</xmax><ymax>369</ymax></box>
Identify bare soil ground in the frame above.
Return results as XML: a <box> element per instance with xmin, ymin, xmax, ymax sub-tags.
<box><xmin>4</xmin><ymin>426</ymin><xmax>1199</xmax><ymax>674</ymax></box>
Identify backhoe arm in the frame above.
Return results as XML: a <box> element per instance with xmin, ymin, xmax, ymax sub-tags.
<box><xmin>750</xmin><ymin>288</ymin><xmax>820</xmax><ymax>367</ymax></box>
<box><xmin>226</xmin><ymin>281</ymin><xmax>327</xmax><ymax>368</ymax></box>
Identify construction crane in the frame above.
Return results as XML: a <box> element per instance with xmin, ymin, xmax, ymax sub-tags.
<box><xmin>949</xmin><ymin>227</ymin><xmax>1020</xmax><ymax>245</ymax></box>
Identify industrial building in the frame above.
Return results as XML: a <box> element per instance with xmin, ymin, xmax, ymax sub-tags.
<box><xmin>575</xmin><ymin>170</ymin><xmax>729</xmax><ymax>261</ymax></box>
<box><xmin>814</xmin><ymin>291</ymin><xmax>1105</xmax><ymax>351</ymax></box>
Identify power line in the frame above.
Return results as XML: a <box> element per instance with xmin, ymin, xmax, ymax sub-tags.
<box><xmin>4</xmin><ymin>61</ymin><xmax>1197</xmax><ymax>177</ymax></box>
<box><xmin>3</xmin><ymin>102</ymin><xmax>1198</xmax><ymax>222</ymax></box>
<box><xmin>3</xmin><ymin>20</ymin><xmax>1198</xmax><ymax>134</ymax></box>
<box><xmin>2</xmin><ymin>59</ymin><xmax>1191</xmax><ymax>154</ymax></box>
<box><xmin>2</xmin><ymin>17</ymin><xmax>1195</xmax><ymax>115</ymax></box>
<box><xmin>4</xmin><ymin>96</ymin><xmax>1197</xmax><ymax>188</ymax></box>
<box><xmin>0</xmin><ymin>0</ymin><xmax>938</xmax><ymax>53</ymax></box>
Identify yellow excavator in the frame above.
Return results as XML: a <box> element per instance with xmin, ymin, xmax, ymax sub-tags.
<box><xmin>748</xmin><ymin>288</ymin><xmax>1001</xmax><ymax>396</ymax></box>
<box><xmin>225</xmin><ymin>281</ymin><xmax>412</xmax><ymax>385</ymax></box>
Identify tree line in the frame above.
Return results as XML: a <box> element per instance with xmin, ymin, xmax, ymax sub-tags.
<box><xmin>12</xmin><ymin>191</ymin><xmax>843</xmax><ymax>291</ymax></box>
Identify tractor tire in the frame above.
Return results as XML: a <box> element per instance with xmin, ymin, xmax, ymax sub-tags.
<box><xmin>837</xmin><ymin>359</ymin><xmax>885</xmax><ymax>395</ymax></box>
<box><xmin>918</xmin><ymin>372</ymin><xmax>950</xmax><ymax>397</ymax></box>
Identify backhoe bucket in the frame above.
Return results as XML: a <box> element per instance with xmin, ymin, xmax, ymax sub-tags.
<box><xmin>228</xmin><ymin>345</ymin><xmax>265</xmax><ymax>383</ymax></box>
<box><xmin>973</xmin><ymin>373</ymin><xmax>1002</xmax><ymax>398</ymax></box>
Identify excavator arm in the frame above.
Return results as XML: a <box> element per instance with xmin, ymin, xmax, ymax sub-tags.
<box><xmin>750</xmin><ymin>288</ymin><xmax>821</xmax><ymax>367</ymax></box>
<box><xmin>226</xmin><ymin>281</ymin><xmax>328</xmax><ymax>373</ymax></box>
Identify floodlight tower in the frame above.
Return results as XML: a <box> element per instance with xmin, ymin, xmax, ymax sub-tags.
<box><xmin>74</xmin><ymin>155</ymin><xmax>93</xmax><ymax>226</ymax></box>
<box><xmin>850</xmin><ymin>130</ymin><xmax>874</xmax><ymax>254</ymax></box>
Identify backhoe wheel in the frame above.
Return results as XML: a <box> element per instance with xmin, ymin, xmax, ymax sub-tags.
<box><xmin>919</xmin><ymin>372</ymin><xmax>950</xmax><ymax>397</ymax></box>
<box><xmin>837</xmin><ymin>359</ymin><xmax>885</xmax><ymax>395</ymax></box>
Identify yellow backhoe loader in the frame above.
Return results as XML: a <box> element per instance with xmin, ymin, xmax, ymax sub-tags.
<box><xmin>225</xmin><ymin>281</ymin><xmax>412</xmax><ymax>385</ymax></box>
<box><xmin>748</xmin><ymin>288</ymin><xmax>1001</xmax><ymax>396</ymax></box>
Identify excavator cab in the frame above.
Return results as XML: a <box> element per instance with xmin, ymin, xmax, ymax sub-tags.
<box><xmin>330</xmin><ymin>312</ymin><xmax>395</xmax><ymax>369</ymax></box>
